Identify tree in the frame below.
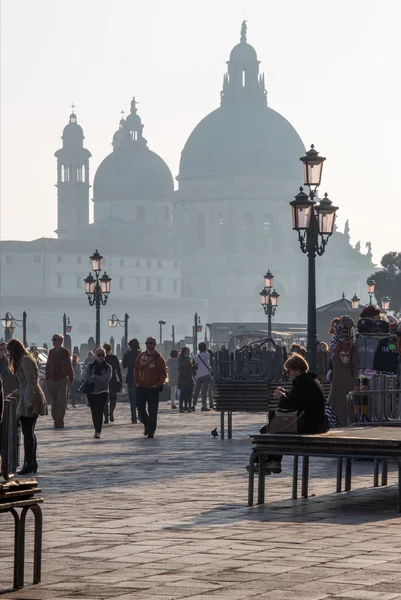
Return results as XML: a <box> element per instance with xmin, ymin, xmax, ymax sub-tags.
<box><xmin>368</xmin><ymin>252</ymin><xmax>401</xmax><ymax>317</ymax></box>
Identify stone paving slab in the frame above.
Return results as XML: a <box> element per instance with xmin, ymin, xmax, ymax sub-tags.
<box><xmin>2</xmin><ymin>403</ymin><xmax>401</xmax><ymax>598</ymax></box>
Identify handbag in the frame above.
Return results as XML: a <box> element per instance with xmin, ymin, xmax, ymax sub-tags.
<box><xmin>267</xmin><ymin>409</ymin><xmax>305</xmax><ymax>434</ymax></box>
<box><xmin>77</xmin><ymin>380</ymin><xmax>94</xmax><ymax>395</ymax></box>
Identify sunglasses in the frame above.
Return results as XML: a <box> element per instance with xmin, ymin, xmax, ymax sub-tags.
<box><xmin>96</xmin><ymin>353</ymin><xmax>105</xmax><ymax>357</ymax></box>
<box><xmin>52</xmin><ymin>338</ymin><xmax>60</xmax><ymax>342</ymax></box>
<box><xmin>146</xmin><ymin>342</ymin><xmax>155</xmax><ymax>345</ymax></box>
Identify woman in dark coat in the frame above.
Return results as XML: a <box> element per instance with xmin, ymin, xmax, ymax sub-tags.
<box><xmin>265</xmin><ymin>353</ymin><xmax>328</xmax><ymax>474</ymax></box>
<box><xmin>177</xmin><ymin>348</ymin><xmax>194</xmax><ymax>412</ymax></box>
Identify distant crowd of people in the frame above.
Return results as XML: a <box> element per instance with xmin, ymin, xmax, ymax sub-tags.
<box><xmin>0</xmin><ymin>332</ymin><xmax>215</xmax><ymax>475</ymax></box>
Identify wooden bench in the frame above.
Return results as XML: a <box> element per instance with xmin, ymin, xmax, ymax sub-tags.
<box><xmin>0</xmin><ymin>479</ymin><xmax>43</xmax><ymax>589</ymax></box>
<box><xmin>248</xmin><ymin>427</ymin><xmax>401</xmax><ymax>512</ymax></box>
<box><xmin>213</xmin><ymin>379</ymin><xmax>331</xmax><ymax>439</ymax></box>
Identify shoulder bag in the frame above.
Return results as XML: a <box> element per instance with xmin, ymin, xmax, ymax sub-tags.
<box><xmin>139</xmin><ymin>356</ymin><xmax>164</xmax><ymax>393</ymax></box>
<box><xmin>267</xmin><ymin>409</ymin><xmax>305</xmax><ymax>434</ymax></box>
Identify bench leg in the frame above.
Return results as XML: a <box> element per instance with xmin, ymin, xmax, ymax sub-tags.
<box><xmin>248</xmin><ymin>451</ymin><xmax>257</xmax><ymax>507</ymax></box>
<box><xmin>292</xmin><ymin>456</ymin><xmax>298</xmax><ymax>499</ymax></box>
<box><xmin>301</xmin><ymin>456</ymin><xmax>309</xmax><ymax>499</ymax></box>
<box><xmin>258</xmin><ymin>456</ymin><xmax>266</xmax><ymax>505</ymax></box>
<box><xmin>30</xmin><ymin>504</ymin><xmax>43</xmax><ymax>584</ymax></box>
<box><xmin>336</xmin><ymin>458</ymin><xmax>343</xmax><ymax>493</ymax></box>
<box><xmin>398</xmin><ymin>463</ymin><xmax>401</xmax><ymax>513</ymax></box>
<box><xmin>382</xmin><ymin>459</ymin><xmax>388</xmax><ymax>486</ymax></box>
<box><xmin>374</xmin><ymin>459</ymin><xmax>379</xmax><ymax>487</ymax></box>
<box><xmin>10</xmin><ymin>508</ymin><xmax>23</xmax><ymax>589</ymax></box>
<box><xmin>227</xmin><ymin>412</ymin><xmax>232</xmax><ymax>439</ymax></box>
<box><xmin>345</xmin><ymin>458</ymin><xmax>352</xmax><ymax>491</ymax></box>
<box><xmin>220</xmin><ymin>412</ymin><xmax>224</xmax><ymax>440</ymax></box>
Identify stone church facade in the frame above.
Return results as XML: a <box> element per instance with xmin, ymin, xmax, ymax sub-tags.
<box><xmin>0</xmin><ymin>24</ymin><xmax>373</xmax><ymax>347</ymax></box>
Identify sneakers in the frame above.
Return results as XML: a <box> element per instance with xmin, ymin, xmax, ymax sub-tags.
<box><xmin>147</xmin><ymin>433</ymin><xmax>154</xmax><ymax>438</ymax></box>
<box><xmin>266</xmin><ymin>460</ymin><xmax>282</xmax><ymax>474</ymax></box>
<box><xmin>201</xmin><ymin>406</ymin><xmax>211</xmax><ymax>412</ymax></box>
<box><xmin>179</xmin><ymin>409</ymin><xmax>185</xmax><ymax>413</ymax></box>
<box><xmin>94</xmin><ymin>432</ymin><xmax>100</xmax><ymax>439</ymax></box>
<box><xmin>171</xmin><ymin>404</ymin><xmax>178</xmax><ymax>409</ymax></box>
<box><xmin>131</xmin><ymin>419</ymin><xmax>138</xmax><ymax>424</ymax></box>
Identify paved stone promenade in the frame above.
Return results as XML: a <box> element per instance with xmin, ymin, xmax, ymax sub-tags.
<box><xmin>2</xmin><ymin>403</ymin><xmax>401</xmax><ymax>599</ymax></box>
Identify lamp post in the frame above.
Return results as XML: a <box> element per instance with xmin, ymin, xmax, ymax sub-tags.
<box><xmin>63</xmin><ymin>313</ymin><xmax>72</xmax><ymax>338</ymax></box>
<box><xmin>172</xmin><ymin>325</ymin><xmax>176</xmax><ymax>349</ymax></box>
<box><xmin>84</xmin><ymin>250</ymin><xmax>111</xmax><ymax>347</ymax></box>
<box><xmin>351</xmin><ymin>294</ymin><xmax>361</xmax><ymax>310</ymax></box>
<box><xmin>1</xmin><ymin>311</ymin><xmax>27</xmax><ymax>346</ymax></box>
<box><xmin>193</xmin><ymin>313</ymin><xmax>203</xmax><ymax>352</ymax></box>
<box><xmin>381</xmin><ymin>296</ymin><xmax>391</xmax><ymax>312</ymax></box>
<box><xmin>290</xmin><ymin>145</ymin><xmax>338</xmax><ymax>372</ymax></box>
<box><xmin>108</xmin><ymin>313</ymin><xmax>129</xmax><ymax>351</ymax></box>
<box><xmin>158</xmin><ymin>320</ymin><xmax>166</xmax><ymax>348</ymax></box>
<box><xmin>259</xmin><ymin>271</ymin><xmax>280</xmax><ymax>340</ymax></box>
<box><xmin>367</xmin><ymin>278</ymin><xmax>376</xmax><ymax>305</ymax></box>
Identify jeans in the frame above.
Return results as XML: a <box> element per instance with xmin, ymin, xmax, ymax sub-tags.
<box><xmin>20</xmin><ymin>416</ymin><xmax>38</xmax><ymax>467</ymax></box>
<box><xmin>88</xmin><ymin>392</ymin><xmax>109</xmax><ymax>434</ymax></box>
<box><xmin>127</xmin><ymin>382</ymin><xmax>138</xmax><ymax>422</ymax></box>
<box><xmin>103</xmin><ymin>391</ymin><xmax>117</xmax><ymax>421</ymax></box>
<box><xmin>170</xmin><ymin>384</ymin><xmax>177</xmax><ymax>405</ymax></box>
<box><xmin>137</xmin><ymin>386</ymin><xmax>160</xmax><ymax>434</ymax></box>
<box><xmin>47</xmin><ymin>377</ymin><xmax>69</xmax><ymax>427</ymax></box>
<box><xmin>70</xmin><ymin>380</ymin><xmax>80</xmax><ymax>407</ymax></box>
<box><xmin>193</xmin><ymin>375</ymin><xmax>211</xmax><ymax>407</ymax></box>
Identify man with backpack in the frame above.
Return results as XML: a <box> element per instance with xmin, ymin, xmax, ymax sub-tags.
<box><xmin>134</xmin><ymin>337</ymin><xmax>167</xmax><ymax>438</ymax></box>
<box><xmin>193</xmin><ymin>342</ymin><xmax>212</xmax><ymax>412</ymax></box>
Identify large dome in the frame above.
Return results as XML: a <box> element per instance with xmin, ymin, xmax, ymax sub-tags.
<box><xmin>93</xmin><ymin>147</ymin><xmax>174</xmax><ymax>201</ymax></box>
<box><xmin>178</xmin><ymin>104</ymin><xmax>305</xmax><ymax>181</ymax></box>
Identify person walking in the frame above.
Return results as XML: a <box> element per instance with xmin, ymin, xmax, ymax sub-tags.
<box><xmin>7</xmin><ymin>339</ymin><xmax>47</xmax><ymax>475</ymax></box>
<box><xmin>45</xmin><ymin>333</ymin><xmax>74</xmax><ymax>428</ymax></box>
<box><xmin>69</xmin><ymin>354</ymin><xmax>82</xmax><ymax>408</ymax></box>
<box><xmin>0</xmin><ymin>341</ymin><xmax>17</xmax><ymax>398</ymax></box>
<box><xmin>192</xmin><ymin>342</ymin><xmax>211</xmax><ymax>411</ymax></box>
<box><xmin>103</xmin><ymin>342</ymin><xmax>122</xmax><ymax>423</ymax></box>
<box><xmin>166</xmin><ymin>350</ymin><xmax>179</xmax><ymax>409</ymax></box>
<box><xmin>83</xmin><ymin>350</ymin><xmax>95</xmax><ymax>371</ymax></box>
<box><xmin>85</xmin><ymin>347</ymin><xmax>112</xmax><ymax>439</ymax></box>
<box><xmin>134</xmin><ymin>337</ymin><xmax>167</xmax><ymax>438</ymax></box>
<box><xmin>178</xmin><ymin>347</ymin><xmax>194</xmax><ymax>412</ymax></box>
<box><xmin>122</xmin><ymin>339</ymin><xmax>141</xmax><ymax>424</ymax></box>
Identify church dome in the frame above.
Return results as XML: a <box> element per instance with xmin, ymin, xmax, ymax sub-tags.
<box><xmin>178</xmin><ymin>104</ymin><xmax>305</xmax><ymax>181</ymax></box>
<box><xmin>178</xmin><ymin>23</ymin><xmax>304</xmax><ymax>183</ymax></box>
<box><xmin>93</xmin><ymin>147</ymin><xmax>173</xmax><ymax>201</ymax></box>
<box><xmin>62</xmin><ymin>113</ymin><xmax>84</xmax><ymax>147</ymax></box>
<box><xmin>229</xmin><ymin>41</ymin><xmax>257</xmax><ymax>61</ymax></box>
<box><xmin>94</xmin><ymin>98</ymin><xmax>173</xmax><ymax>202</ymax></box>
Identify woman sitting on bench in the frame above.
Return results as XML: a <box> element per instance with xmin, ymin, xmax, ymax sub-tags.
<box><xmin>249</xmin><ymin>353</ymin><xmax>328</xmax><ymax>475</ymax></box>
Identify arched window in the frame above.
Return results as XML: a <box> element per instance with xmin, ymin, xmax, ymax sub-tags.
<box><xmin>61</xmin><ymin>165</ymin><xmax>66</xmax><ymax>182</ymax></box>
<box><xmin>263</xmin><ymin>213</ymin><xmax>274</xmax><ymax>249</ymax></box>
<box><xmin>242</xmin><ymin>70</ymin><xmax>246</xmax><ymax>87</ymax></box>
<box><xmin>244</xmin><ymin>212</ymin><xmax>255</xmax><ymax>250</ymax></box>
<box><xmin>196</xmin><ymin>214</ymin><xmax>206</xmax><ymax>249</ymax></box>
<box><xmin>77</xmin><ymin>166</ymin><xmax>83</xmax><ymax>182</ymax></box>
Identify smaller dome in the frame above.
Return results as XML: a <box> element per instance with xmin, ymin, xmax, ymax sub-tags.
<box><xmin>230</xmin><ymin>42</ymin><xmax>258</xmax><ymax>61</ymax></box>
<box><xmin>126</xmin><ymin>111</ymin><xmax>142</xmax><ymax>131</ymax></box>
<box><xmin>62</xmin><ymin>114</ymin><xmax>84</xmax><ymax>147</ymax></box>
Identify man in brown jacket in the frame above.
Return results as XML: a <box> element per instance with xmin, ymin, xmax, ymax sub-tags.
<box><xmin>45</xmin><ymin>333</ymin><xmax>74</xmax><ymax>428</ymax></box>
<box><xmin>134</xmin><ymin>337</ymin><xmax>167</xmax><ymax>438</ymax></box>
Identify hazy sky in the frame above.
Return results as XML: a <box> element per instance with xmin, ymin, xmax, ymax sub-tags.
<box><xmin>1</xmin><ymin>0</ymin><xmax>400</xmax><ymax>264</ymax></box>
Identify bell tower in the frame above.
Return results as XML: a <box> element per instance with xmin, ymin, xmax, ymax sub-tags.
<box><xmin>54</xmin><ymin>106</ymin><xmax>92</xmax><ymax>239</ymax></box>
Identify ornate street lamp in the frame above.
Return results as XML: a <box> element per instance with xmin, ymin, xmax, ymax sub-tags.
<box><xmin>63</xmin><ymin>313</ymin><xmax>72</xmax><ymax>337</ymax></box>
<box><xmin>381</xmin><ymin>296</ymin><xmax>391</xmax><ymax>312</ymax></box>
<box><xmin>351</xmin><ymin>294</ymin><xmax>361</xmax><ymax>310</ymax></box>
<box><xmin>193</xmin><ymin>313</ymin><xmax>202</xmax><ymax>351</ymax></box>
<box><xmin>259</xmin><ymin>270</ymin><xmax>280</xmax><ymax>340</ymax></box>
<box><xmin>367</xmin><ymin>278</ymin><xmax>376</xmax><ymax>305</ymax></box>
<box><xmin>1</xmin><ymin>311</ymin><xmax>27</xmax><ymax>346</ymax></box>
<box><xmin>290</xmin><ymin>145</ymin><xmax>338</xmax><ymax>372</ymax></box>
<box><xmin>158</xmin><ymin>320</ymin><xmax>166</xmax><ymax>348</ymax></box>
<box><xmin>108</xmin><ymin>313</ymin><xmax>129</xmax><ymax>352</ymax></box>
<box><xmin>84</xmin><ymin>250</ymin><xmax>112</xmax><ymax>346</ymax></box>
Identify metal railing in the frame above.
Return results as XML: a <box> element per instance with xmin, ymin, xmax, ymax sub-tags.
<box><xmin>346</xmin><ymin>375</ymin><xmax>401</xmax><ymax>425</ymax></box>
<box><xmin>0</xmin><ymin>397</ymin><xmax>19</xmax><ymax>481</ymax></box>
